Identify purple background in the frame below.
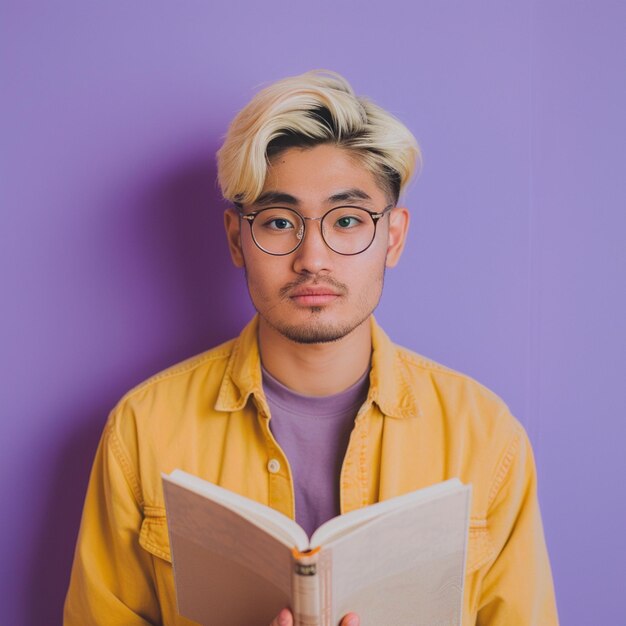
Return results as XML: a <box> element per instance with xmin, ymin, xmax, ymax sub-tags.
<box><xmin>2</xmin><ymin>2</ymin><xmax>625</xmax><ymax>624</ymax></box>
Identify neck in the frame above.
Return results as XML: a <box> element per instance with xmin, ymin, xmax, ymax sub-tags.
<box><xmin>258</xmin><ymin>317</ymin><xmax>372</xmax><ymax>396</ymax></box>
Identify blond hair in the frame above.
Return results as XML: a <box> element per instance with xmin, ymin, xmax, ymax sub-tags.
<box><xmin>217</xmin><ymin>70</ymin><xmax>421</xmax><ymax>205</ymax></box>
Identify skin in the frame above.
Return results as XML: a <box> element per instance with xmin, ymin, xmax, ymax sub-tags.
<box><xmin>269</xmin><ymin>607</ymin><xmax>359</xmax><ymax>626</ymax></box>
<box><xmin>224</xmin><ymin>144</ymin><xmax>410</xmax><ymax>624</ymax></box>
<box><xmin>224</xmin><ymin>143</ymin><xmax>410</xmax><ymax>396</ymax></box>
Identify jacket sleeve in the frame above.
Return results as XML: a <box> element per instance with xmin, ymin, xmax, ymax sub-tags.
<box><xmin>64</xmin><ymin>418</ymin><xmax>161</xmax><ymax>625</ymax></box>
<box><xmin>476</xmin><ymin>423</ymin><xmax>559</xmax><ymax>625</ymax></box>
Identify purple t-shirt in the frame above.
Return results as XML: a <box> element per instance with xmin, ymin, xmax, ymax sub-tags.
<box><xmin>262</xmin><ymin>366</ymin><xmax>370</xmax><ymax>538</ymax></box>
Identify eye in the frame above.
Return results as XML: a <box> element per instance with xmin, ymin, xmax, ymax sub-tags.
<box><xmin>334</xmin><ymin>214</ymin><xmax>363</xmax><ymax>229</ymax></box>
<box><xmin>267</xmin><ymin>217</ymin><xmax>294</xmax><ymax>230</ymax></box>
<box><xmin>259</xmin><ymin>213</ymin><xmax>297</xmax><ymax>231</ymax></box>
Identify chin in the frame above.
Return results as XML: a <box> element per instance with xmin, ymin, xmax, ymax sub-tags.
<box><xmin>280</xmin><ymin>326</ymin><xmax>349</xmax><ymax>344</ymax></box>
<box><xmin>264</xmin><ymin>311</ymin><xmax>369</xmax><ymax>345</ymax></box>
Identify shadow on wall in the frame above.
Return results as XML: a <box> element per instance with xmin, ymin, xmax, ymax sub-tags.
<box><xmin>25</xmin><ymin>147</ymin><xmax>253</xmax><ymax>624</ymax></box>
<box><xmin>114</xmin><ymin>145</ymin><xmax>253</xmax><ymax>359</ymax></box>
<box><xmin>26</xmin><ymin>404</ymin><xmax>106</xmax><ymax>625</ymax></box>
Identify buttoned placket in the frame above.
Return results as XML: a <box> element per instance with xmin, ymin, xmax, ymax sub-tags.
<box><xmin>252</xmin><ymin>393</ymin><xmax>297</xmax><ymax>520</ymax></box>
<box><xmin>338</xmin><ymin>400</ymin><xmax>379</xmax><ymax>515</ymax></box>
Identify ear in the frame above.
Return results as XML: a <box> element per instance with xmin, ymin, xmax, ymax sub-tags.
<box><xmin>385</xmin><ymin>207</ymin><xmax>410</xmax><ymax>268</ymax></box>
<box><xmin>224</xmin><ymin>208</ymin><xmax>245</xmax><ymax>268</ymax></box>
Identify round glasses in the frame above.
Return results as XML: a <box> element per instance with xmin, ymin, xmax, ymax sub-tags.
<box><xmin>239</xmin><ymin>204</ymin><xmax>394</xmax><ymax>256</ymax></box>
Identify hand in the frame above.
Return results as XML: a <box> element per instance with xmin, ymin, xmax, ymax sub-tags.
<box><xmin>269</xmin><ymin>607</ymin><xmax>359</xmax><ymax>626</ymax></box>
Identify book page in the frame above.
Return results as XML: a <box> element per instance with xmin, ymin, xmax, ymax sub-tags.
<box><xmin>327</xmin><ymin>487</ymin><xmax>470</xmax><ymax>626</ymax></box>
<box><xmin>170</xmin><ymin>532</ymin><xmax>293</xmax><ymax>626</ymax></box>
<box><xmin>310</xmin><ymin>479</ymin><xmax>463</xmax><ymax>548</ymax></box>
<box><xmin>165</xmin><ymin>469</ymin><xmax>309</xmax><ymax>550</ymax></box>
<box><xmin>163</xmin><ymin>477</ymin><xmax>296</xmax><ymax>625</ymax></box>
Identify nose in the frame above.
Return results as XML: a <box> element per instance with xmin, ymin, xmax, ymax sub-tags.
<box><xmin>291</xmin><ymin>217</ymin><xmax>334</xmax><ymax>275</ymax></box>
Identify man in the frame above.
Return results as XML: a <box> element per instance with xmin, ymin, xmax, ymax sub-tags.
<box><xmin>64</xmin><ymin>70</ymin><xmax>558</xmax><ymax>625</ymax></box>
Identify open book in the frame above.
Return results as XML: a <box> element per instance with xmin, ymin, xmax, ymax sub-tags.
<box><xmin>162</xmin><ymin>470</ymin><xmax>471</xmax><ymax>626</ymax></box>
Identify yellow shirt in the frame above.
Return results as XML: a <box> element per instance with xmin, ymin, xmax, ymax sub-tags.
<box><xmin>64</xmin><ymin>316</ymin><xmax>558</xmax><ymax>625</ymax></box>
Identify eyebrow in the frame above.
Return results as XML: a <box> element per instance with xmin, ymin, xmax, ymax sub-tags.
<box><xmin>254</xmin><ymin>188</ymin><xmax>373</xmax><ymax>207</ymax></box>
<box><xmin>255</xmin><ymin>191</ymin><xmax>299</xmax><ymax>206</ymax></box>
<box><xmin>328</xmin><ymin>188</ymin><xmax>372</xmax><ymax>203</ymax></box>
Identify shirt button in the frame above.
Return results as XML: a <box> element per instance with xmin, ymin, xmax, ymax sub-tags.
<box><xmin>267</xmin><ymin>458</ymin><xmax>281</xmax><ymax>474</ymax></box>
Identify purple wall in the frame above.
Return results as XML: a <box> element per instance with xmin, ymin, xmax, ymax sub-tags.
<box><xmin>1</xmin><ymin>2</ymin><xmax>624</xmax><ymax>624</ymax></box>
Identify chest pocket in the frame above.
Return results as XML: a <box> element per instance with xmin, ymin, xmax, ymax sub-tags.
<box><xmin>466</xmin><ymin>518</ymin><xmax>495</xmax><ymax>575</ymax></box>
<box><xmin>139</xmin><ymin>507</ymin><xmax>172</xmax><ymax>563</ymax></box>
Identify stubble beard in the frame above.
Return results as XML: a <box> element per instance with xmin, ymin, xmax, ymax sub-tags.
<box><xmin>264</xmin><ymin>306</ymin><xmax>371</xmax><ymax>344</ymax></box>
<box><xmin>248</xmin><ymin>270</ymin><xmax>386</xmax><ymax>345</ymax></box>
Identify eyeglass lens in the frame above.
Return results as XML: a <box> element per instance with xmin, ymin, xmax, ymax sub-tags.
<box><xmin>250</xmin><ymin>207</ymin><xmax>378</xmax><ymax>255</ymax></box>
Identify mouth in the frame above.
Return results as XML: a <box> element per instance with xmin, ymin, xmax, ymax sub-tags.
<box><xmin>289</xmin><ymin>287</ymin><xmax>341</xmax><ymax>306</ymax></box>
<box><xmin>283</xmin><ymin>278</ymin><xmax>346</xmax><ymax>307</ymax></box>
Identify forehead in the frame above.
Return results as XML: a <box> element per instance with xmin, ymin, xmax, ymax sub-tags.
<box><xmin>260</xmin><ymin>144</ymin><xmax>386</xmax><ymax>206</ymax></box>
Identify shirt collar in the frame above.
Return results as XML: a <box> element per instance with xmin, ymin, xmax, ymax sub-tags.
<box><xmin>215</xmin><ymin>316</ymin><xmax>264</xmax><ymax>412</ymax></box>
<box><xmin>367</xmin><ymin>317</ymin><xmax>421</xmax><ymax>419</ymax></box>
<box><xmin>215</xmin><ymin>315</ymin><xmax>421</xmax><ymax>419</ymax></box>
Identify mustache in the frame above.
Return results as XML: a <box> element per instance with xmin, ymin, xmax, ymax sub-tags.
<box><xmin>279</xmin><ymin>275</ymin><xmax>348</xmax><ymax>299</ymax></box>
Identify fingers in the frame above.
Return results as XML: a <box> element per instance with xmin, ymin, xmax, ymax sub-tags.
<box><xmin>340</xmin><ymin>612</ymin><xmax>360</xmax><ymax>626</ymax></box>
<box><xmin>269</xmin><ymin>607</ymin><xmax>293</xmax><ymax>626</ymax></box>
<box><xmin>270</xmin><ymin>608</ymin><xmax>358</xmax><ymax>626</ymax></box>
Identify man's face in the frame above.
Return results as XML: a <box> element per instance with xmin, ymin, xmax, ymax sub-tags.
<box><xmin>225</xmin><ymin>144</ymin><xmax>409</xmax><ymax>344</ymax></box>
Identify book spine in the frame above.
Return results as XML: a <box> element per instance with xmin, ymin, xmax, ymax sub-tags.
<box><xmin>292</xmin><ymin>552</ymin><xmax>322</xmax><ymax>626</ymax></box>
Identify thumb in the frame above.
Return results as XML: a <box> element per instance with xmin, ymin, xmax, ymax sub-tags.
<box><xmin>341</xmin><ymin>612</ymin><xmax>360</xmax><ymax>626</ymax></box>
<box><xmin>269</xmin><ymin>608</ymin><xmax>293</xmax><ymax>626</ymax></box>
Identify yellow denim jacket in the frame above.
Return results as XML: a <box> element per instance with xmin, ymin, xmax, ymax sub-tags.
<box><xmin>64</xmin><ymin>316</ymin><xmax>558</xmax><ymax>625</ymax></box>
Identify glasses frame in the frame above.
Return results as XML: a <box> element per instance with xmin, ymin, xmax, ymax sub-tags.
<box><xmin>238</xmin><ymin>204</ymin><xmax>395</xmax><ymax>256</ymax></box>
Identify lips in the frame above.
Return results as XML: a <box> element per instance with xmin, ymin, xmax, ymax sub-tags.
<box><xmin>288</xmin><ymin>286</ymin><xmax>342</xmax><ymax>306</ymax></box>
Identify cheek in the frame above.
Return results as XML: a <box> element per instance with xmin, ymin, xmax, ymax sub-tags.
<box><xmin>242</xmin><ymin>254</ymin><xmax>286</xmax><ymax>300</ymax></box>
<box><xmin>358</xmin><ymin>247</ymin><xmax>388</xmax><ymax>278</ymax></box>
<box><xmin>347</xmin><ymin>257</ymin><xmax>386</xmax><ymax>295</ymax></box>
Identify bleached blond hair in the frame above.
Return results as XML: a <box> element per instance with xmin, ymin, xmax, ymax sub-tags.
<box><xmin>217</xmin><ymin>70</ymin><xmax>421</xmax><ymax>206</ymax></box>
